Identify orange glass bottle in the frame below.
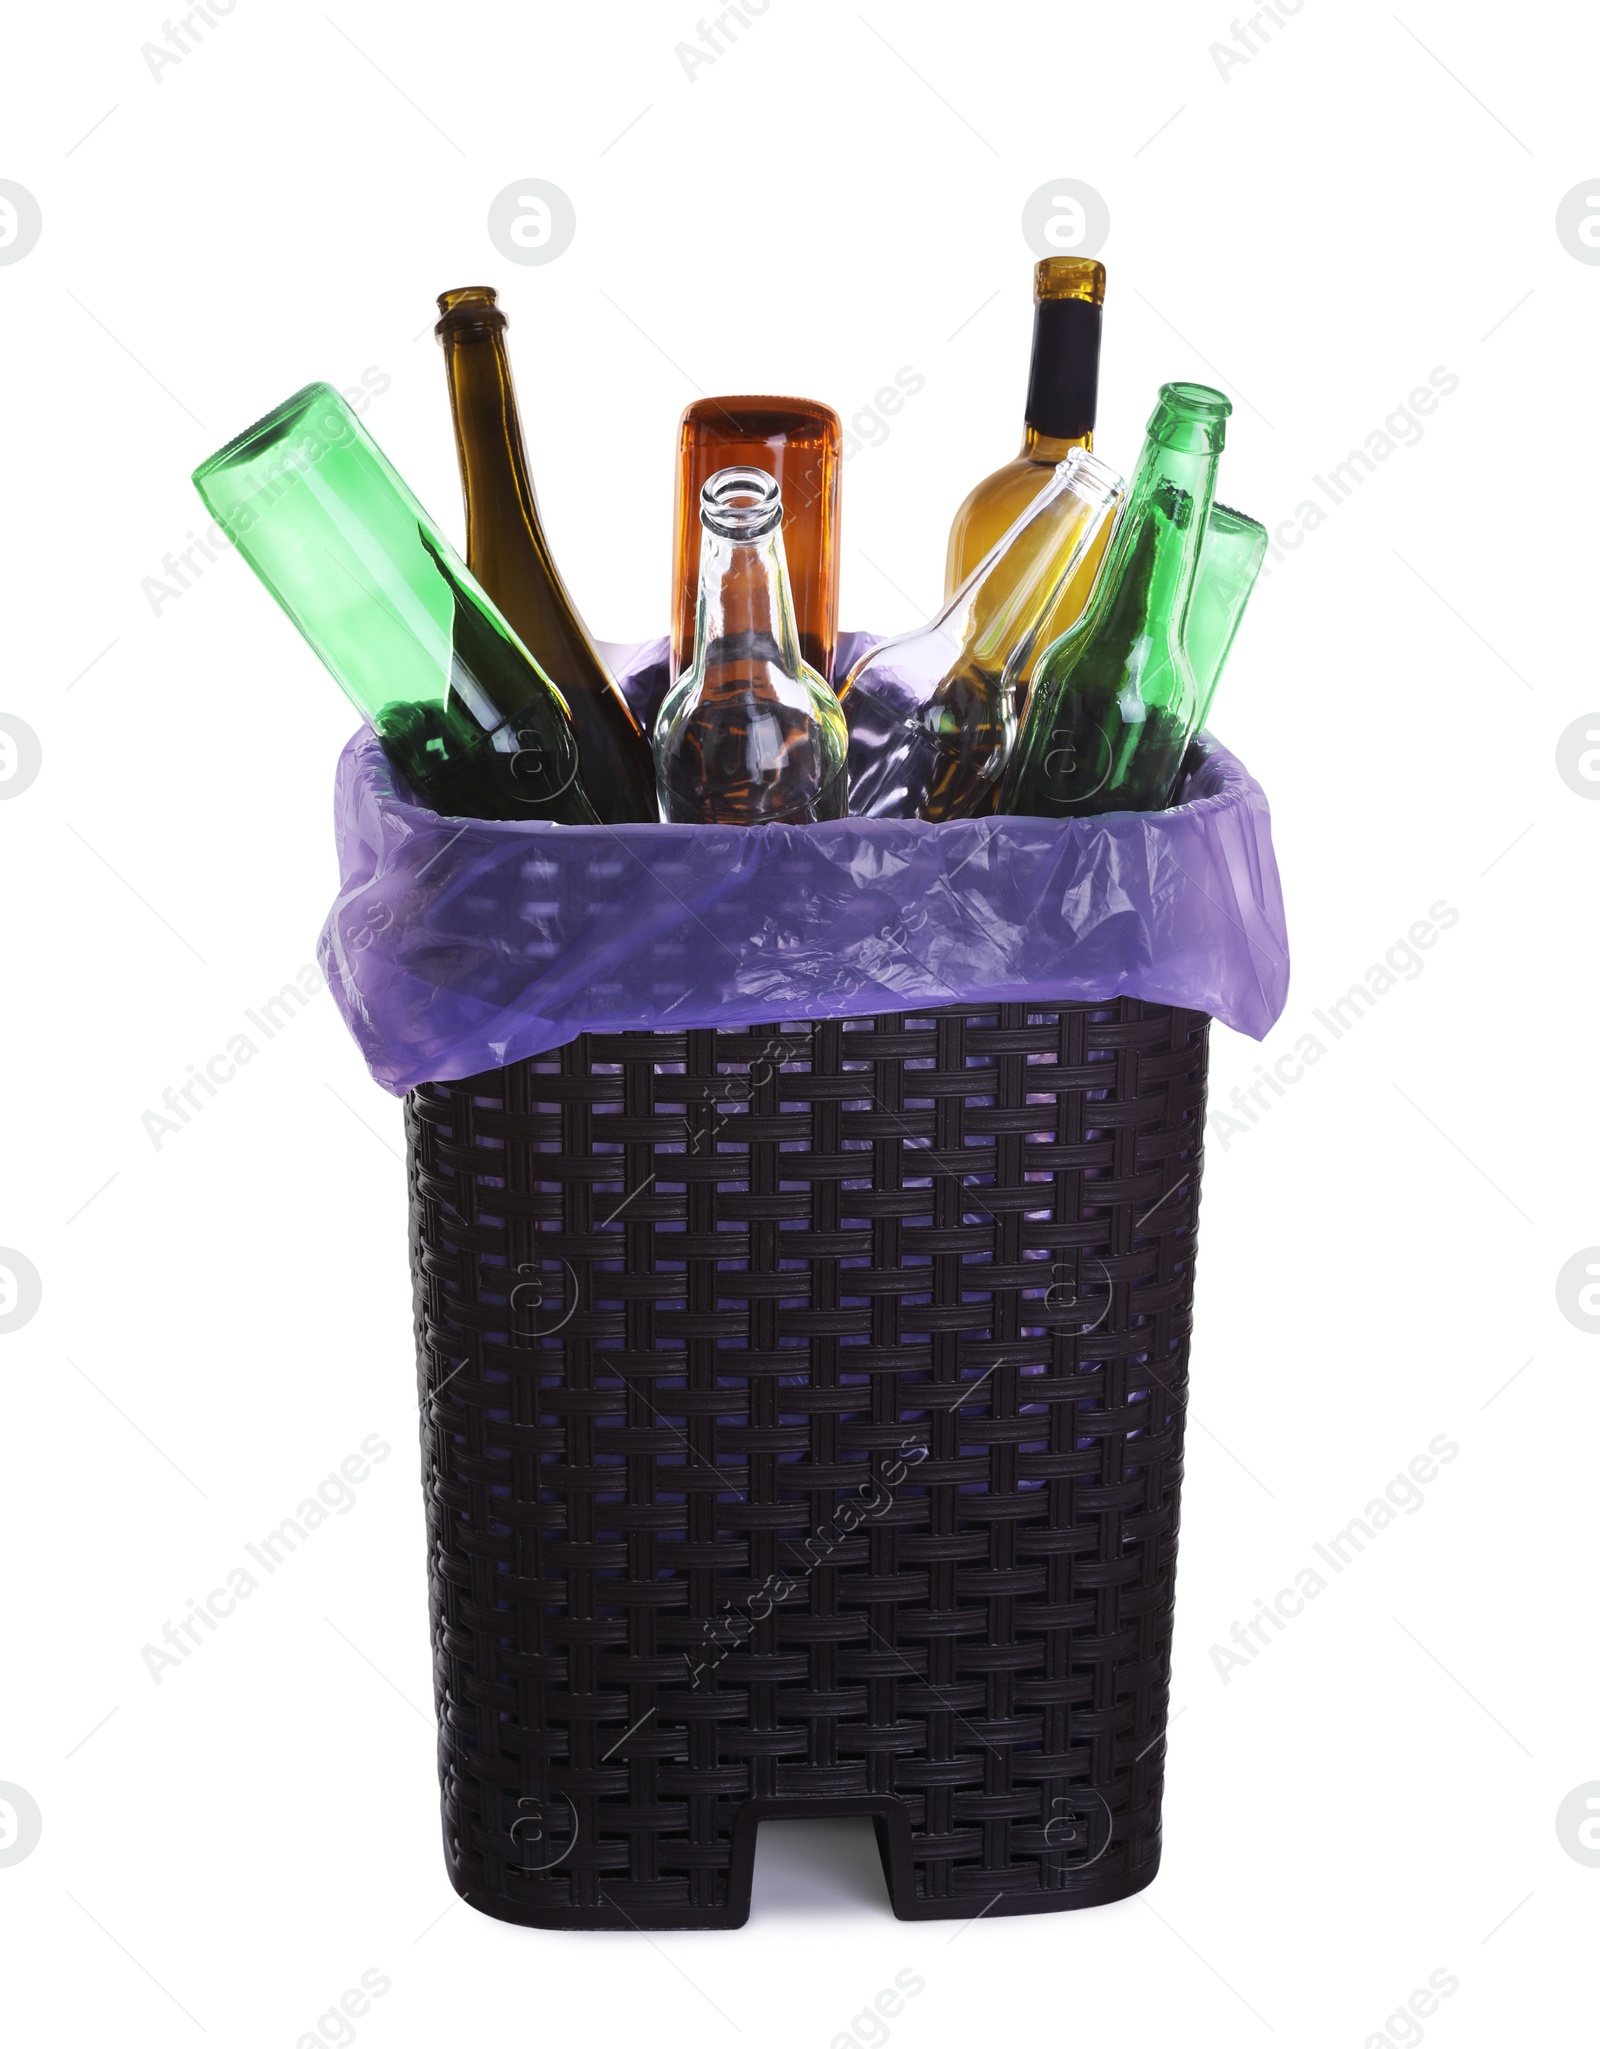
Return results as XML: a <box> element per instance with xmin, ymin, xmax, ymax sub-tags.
<box><xmin>944</xmin><ymin>259</ymin><xmax>1112</xmax><ymax>655</ymax></box>
<box><xmin>671</xmin><ymin>397</ymin><xmax>841</xmax><ymax>682</ymax></box>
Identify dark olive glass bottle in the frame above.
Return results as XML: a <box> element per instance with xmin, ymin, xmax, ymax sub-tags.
<box><xmin>435</xmin><ymin>286</ymin><xmax>657</xmax><ymax>824</ymax></box>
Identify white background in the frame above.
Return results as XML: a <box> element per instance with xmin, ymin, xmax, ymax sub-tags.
<box><xmin>2</xmin><ymin>0</ymin><xmax>1597</xmax><ymax>2043</ymax></box>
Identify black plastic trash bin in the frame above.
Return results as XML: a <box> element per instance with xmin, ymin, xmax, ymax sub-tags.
<box><xmin>407</xmin><ymin>996</ymin><xmax>1207</xmax><ymax>1929</ymax></box>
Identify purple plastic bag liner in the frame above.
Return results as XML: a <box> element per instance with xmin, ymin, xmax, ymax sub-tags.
<box><xmin>319</xmin><ymin>633</ymin><xmax>1290</xmax><ymax>1096</ymax></box>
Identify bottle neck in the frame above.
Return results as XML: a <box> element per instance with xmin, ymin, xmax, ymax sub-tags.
<box><xmin>944</xmin><ymin>454</ymin><xmax>1118</xmax><ymax>672</ymax></box>
<box><xmin>693</xmin><ymin>524</ymin><xmax>808</xmax><ymax>681</ymax></box>
<box><xmin>1091</xmin><ymin>438</ymin><xmax>1220</xmax><ymax>650</ymax></box>
<box><xmin>1023</xmin><ymin>294</ymin><xmax>1102</xmax><ymax>444</ymax></box>
<box><xmin>1020</xmin><ymin>424</ymin><xmax>1092</xmax><ymax>463</ymax></box>
<box><xmin>436</xmin><ymin>316</ymin><xmax>546</xmax><ymax>571</ymax></box>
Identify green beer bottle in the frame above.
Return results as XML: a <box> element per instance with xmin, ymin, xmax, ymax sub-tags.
<box><xmin>1189</xmin><ymin>501</ymin><xmax>1267</xmax><ymax>729</ymax></box>
<box><xmin>192</xmin><ymin>383</ymin><xmax>597</xmax><ymax>824</ymax></box>
<box><xmin>1001</xmin><ymin>382</ymin><xmax>1230</xmax><ymax>818</ymax></box>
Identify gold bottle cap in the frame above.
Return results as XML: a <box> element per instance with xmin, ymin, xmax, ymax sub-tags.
<box><xmin>1033</xmin><ymin>258</ymin><xmax>1106</xmax><ymax>307</ymax></box>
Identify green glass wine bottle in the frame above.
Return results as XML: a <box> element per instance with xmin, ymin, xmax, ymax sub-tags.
<box><xmin>192</xmin><ymin>382</ymin><xmax>596</xmax><ymax>824</ymax></box>
<box><xmin>1000</xmin><ymin>382</ymin><xmax>1229</xmax><ymax>819</ymax></box>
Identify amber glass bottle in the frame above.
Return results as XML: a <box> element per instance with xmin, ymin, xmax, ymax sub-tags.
<box><xmin>435</xmin><ymin>285</ymin><xmax>656</xmax><ymax>825</ymax></box>
<box><xmin>672</xmin><ymin>397</ymin><xmax>841</xmax><ymax>682</ymax></box>
<box><xmin>943</xmin><ymin>259</ymin><xmax>1112</xmax><ymax>660</ymax></box>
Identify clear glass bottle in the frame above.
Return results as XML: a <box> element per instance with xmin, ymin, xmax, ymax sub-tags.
<box><xmin>838</xmin><ymin>446</ymin><xmax>1123</xmax><ymax>821</ymax></box>
<box><xmin>943</xmin><ymin>258</ymin><xmax>1112</xmax><ymax>662</ymax></box>
<box><xmin>191</xmin><ymin>382</ymin><xmax>596</xmax><ymax>823</ymax></box>
<box><xmin>654</xmin><ymin>468</ymin><xmax>847</xmax><ymax>825</ymax></box>
<box><xmin>1001</xmin><ymin>383</ymin><xmax>1229</xmax><ymax>819</ymax></box>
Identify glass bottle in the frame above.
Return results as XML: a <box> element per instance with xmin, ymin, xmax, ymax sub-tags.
<box><xmin>838</xmin><ymin>446</ymin><xmax>1123</xmax><ymax>821</ymax></box>
<box><xmin>654</xmin><ymin>468</ymin><xmax>847</xmax><ymax>825</ymax></box>
<box><xmin>434</xmin><ymin>285</ymin><xmax>656</xmax><ymax>825</ymax></box>
<box><xmin>943</xmin><ymin>258</ymin><xmax>1112</xmax><ymax>664</ymax></box>
<box><xmin>672</xmin><ymin>396</ymin><xmax>841</xmax><ymax>682</ymax></box>
<box><xmin>192</xmin><ymin>382</ymin><xmax>597</xmax><ymax>824</ymax></box>
<box><xmin>1001</xmin><ymin>383</ymin><xmax>1230</xmax><ymax>820</ymax></box>
<box><xmin>1189</xmin><ymin>502</ymin><xmax>1267</xmax><ymax>727</ymax></box>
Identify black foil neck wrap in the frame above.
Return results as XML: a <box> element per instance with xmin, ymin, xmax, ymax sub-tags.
<box><xmin>1024</xmin><ymin>295</ymin><xmax>1103</xmax><ymax>441</ymax></box>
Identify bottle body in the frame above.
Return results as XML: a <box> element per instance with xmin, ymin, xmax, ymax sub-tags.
<box><xmin>943</xmin><ymin>259</ymin><xmax>1111</xmax><ymax>667</ymax></box>
<box><xmin>1002</xmin><ymin>383</ymin><xmax>1230</xmax><ymax>820</ymax></box>
<box><xmin>435</xmin><ymin>286</ymin><xmax>656</xmax><ymax>824</ymax></box>
<box><xmin>672</xmin><ymin>397</ymin><xmax>841</xmax><ymax>683</ymax></box>
<box><xmin>1189</xmin><ymin>502</ymin><xmax>1267</xmax><ymax>727</ymax></box>
<box><xmin>655</xmin><ymin>468</ymin><xmax>847</xmax><ymax>825</ymax></box>
<box><xmin>841</xmin><ymin>447</ymin><xmax>1123</xmax><ymax>821</ymax></box>
<box><xmin>192</xmin><ymin>382</ymin><xmax>595</xmax><ymax>824</ymax></box>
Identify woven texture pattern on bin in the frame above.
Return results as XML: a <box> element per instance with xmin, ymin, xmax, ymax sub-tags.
<box><xmin>409</xmin><ymin>997</ymin><xmax>1206</xmax><ymax>1928</ymax></box>
<box><xmin>322</xmin><ymin>631</ymin><xmax>1288</xmax><ymax>1095</ymax></box>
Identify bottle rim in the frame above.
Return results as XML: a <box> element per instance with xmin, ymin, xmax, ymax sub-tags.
<box><xmin>700</xmin><ymin>466</ymin><xmax>783</xmax><ymax>540</ymax></box>
<box><xmin>1058</xmin><ymin>446</ymin><xmax>1124</xmax><ymax>505</ymax></box>
<box><xmin>435</xmin><ymin>285</ymin><xmax>506</xmax><ymax>340</ymax></box>
<box><xmin>1158</xmin><ymin>381</ymin><xmax>1232</xmax><ymax>418</ymax></box>
<box><xmin>1145</xmin><ymin>381</ymin><xmax>1232</xmax><ymax>453</ymax></box>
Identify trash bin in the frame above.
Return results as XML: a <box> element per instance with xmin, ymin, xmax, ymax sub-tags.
<box><xmin>321</xmin><ymin>634</ymin><xmax>1289</xmax><ymax>1931</ymax></box>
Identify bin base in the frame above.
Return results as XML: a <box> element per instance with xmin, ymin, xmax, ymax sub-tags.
<box><xmin>444</xmin><ymin>1797</ymin><xmax>1162</xmax><ymax>1930</ymax></box>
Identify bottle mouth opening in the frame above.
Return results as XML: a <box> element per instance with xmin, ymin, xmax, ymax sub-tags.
<box><xmin>700</xmin><ymin>466</ymin><xmax>783</xmax><ymax>539</ymax></box>
<box><xmin>1147</xmin><ymin>381</ymin><xmax>1232</xmax><ymax>452</ymax></box>
<box><xmin>1163</xmin><ymin>381</ymin><xmax>1231</xmax><ymax>413</ymax></box>
<box><xmin>435</xmin><ymin>285</ymin><xmax>506</xmax><ymax>340</ymax></box>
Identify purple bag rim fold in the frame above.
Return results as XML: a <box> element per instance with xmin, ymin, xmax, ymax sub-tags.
<box><xmin>318</xmin><ymin>636</ymin><xmax>1290</xmax><ymax>1095</ymax></box>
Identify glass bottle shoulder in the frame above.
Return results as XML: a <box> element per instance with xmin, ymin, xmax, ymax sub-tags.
<box><xmin>661</xmin><ymin>650</ymin><xmax>843</xmax><ymax>730</ymax></box>
<box><xmin>944</xmin><ymin>453</ymin><xmax>1064</xmax><ymax>596</ymax></box>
